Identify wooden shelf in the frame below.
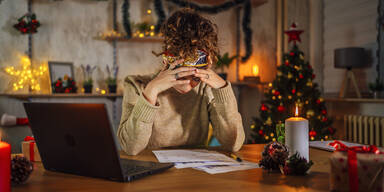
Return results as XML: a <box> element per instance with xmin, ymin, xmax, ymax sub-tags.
<box><xmin>0</xmin><ymin>93</ymin><xmax>123</xmax><ymax>100</ymax></box>
<box><xmin>231</xmin><ymin>81</ymin><xmax>268</xmax><ymax>87</ymax></box>
<box><xmin>95</xmin><ymin>36</ymin><xmax>163</xmax><ymax>43</ymax></box>
<box><xmin>324</xmin><ymin>97</ymin><xmax>384</xmax><ymax>103</ymax></box>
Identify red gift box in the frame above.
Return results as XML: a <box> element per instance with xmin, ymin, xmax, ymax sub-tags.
<box><xmin>21</xmin><ymin>136</ymin><xmax>41</xmax><ymax>162</ymax></box>
<box><xmin>329</xmin><ymin>141</ymin><xmax>384</xmax><ymax>192</ymax></box>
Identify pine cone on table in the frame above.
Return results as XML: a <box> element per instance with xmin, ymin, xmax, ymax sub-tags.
<box><xmin>259</xmin><ymin>141</ymin><xmax>289</xmax><ymax>171</ymax></box>
<box><xmin>11</xmin><ymin>155</ymin><xmax>34</xmax><ymax>185</ymax></box>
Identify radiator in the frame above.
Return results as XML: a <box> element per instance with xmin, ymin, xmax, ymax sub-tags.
<box><xmin>344</xmin><ymin>115</ymin><xmax>384</xmax><ymax>147</ymax></box>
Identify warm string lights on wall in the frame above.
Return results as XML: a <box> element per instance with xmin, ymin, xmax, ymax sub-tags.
<box><xmin>4</xmin><ymin>55</ymin><xmax>47</xmax><ymax>92</ymax></box>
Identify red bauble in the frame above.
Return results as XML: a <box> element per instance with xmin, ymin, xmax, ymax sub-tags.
<box><xmin>258</xmin><ymin>129</ymin><xmax>264</xmax><ymax>136</ymax></box>
<box><xmin>291</xmin><ymin>89</ymin><xmax>296</xmax><ymax>94</ymax></box>
<box><xmin>316</xmin><ymin>99</ymin><xmax>321</xmax><ymax>104</ymax></box>
<box><xmin>321</xmin><ymin>110</ymin><xmax>327</xmax><ymax>115</ymax></box>
<box><xmin>299</xmin><ymin>74</ymin><xmax>304</xmax><ymax>79</ymax></box>
<box><xmin>322</xmin><ymin>117</ymin><xmax>328</xmax><ymax>122</ymax></box>
<box><xmin>328</xmin><ymin>127</ymin><xmax>335</xmax><ymax>134</ymax></box>
<box><xmin>260</xmin><ymin>104</ymin><xmax>268</xmax><ymax>111</ymax></box>
<box><xmin>274</xmin><ymin>91</ymin><xmax>280</xmax><ymax>96</ymax></box>
<box><xmin>289</xmin><ymin>52</ymin><xmax>295</xmax><ymax>56</ymax></box>
<box><xmin>64</xmin><ymin>88</ymin><xmax>70</xmax><ymax>93</ymax></box>
<box><xmin>309</xmin><ymin>130</ymin><xmax>317</xmax><ymax>137</ymax></box>
<box><xmin>277</xmin><ymin>105</ymin><xmax>285</xmax><ymax>113</ymax></box>
<box><xmin>285</xmin><ymin>61</ymin><xmax>290</xmax><ymax>66</ymax></box>
<box><xmin>308</xmin><ymin>65</ymin><xmax>312</xmax><ymax>69</ymax></box>
<box><xmin>312</xmin><ymin>74</ymin><xmax>316</xmax><ymax>79</ymax></box>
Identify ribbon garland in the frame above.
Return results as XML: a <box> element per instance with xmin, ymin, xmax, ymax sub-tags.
<box><xmin>329</xmin><ymin>140</ymin><xmax>383</xmax><ymax>192</ymax></box>
<box><xmin>24</xmin><ymin>136</ymin><xmax>35</xmax><ymax>162</ymax></box>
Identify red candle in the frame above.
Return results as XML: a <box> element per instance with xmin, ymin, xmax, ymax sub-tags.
<box><xmin>0</xmin><ymin>141</ymin><xmax>11</xmax><ymax>192</ymax></box>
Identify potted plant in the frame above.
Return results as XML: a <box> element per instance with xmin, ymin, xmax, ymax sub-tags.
<box><xmin>106</xmin><ymin>64</ymin><xmax>119</xmax><ymax>93</ymax></box>
<box><xmin>369</xmin><ymin>77</ymin><xmax>384</xmax><ymax>98</ymax></box>
<box><xmin>215</xmin><ymin>53</ymin><xmax>237</xmax><ymax>80</ymax></box>
<box><xmin>81</xmin><ymin>65</ymin><xmax>96</xmax><ymax>94</ymax></box>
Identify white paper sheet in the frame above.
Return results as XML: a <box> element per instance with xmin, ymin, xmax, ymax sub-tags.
<box><xmin>174</xmin><ymin>161</ymin><xmax>238</xmax><ymax>169</ymax></box>
<box><xmin>152</xmin><ymin>149</ymin><xmax>237</xmax><ymax>163</ymax></box>
<box><xmin>193</xmin><ymin>161</ymin><xmax>260</xmax><ymax>174</ymax></box>
<box><xmin>309</xmin><ymin>140</ymin><xmax>366</xmax><ymax>151</ymax></box>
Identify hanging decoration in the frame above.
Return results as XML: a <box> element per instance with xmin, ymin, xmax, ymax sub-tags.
<box><xmin>121</xmin><ymin>0</ymin><xmax>254</xmax><ymax>62</ymax></box>
<box><xmin>3</xmin><ymin>55</ymin><xmax>47</xmax><ymax>92</ymax></box>
<box><xmin>13</xmin><ymin>13</ymin><xmax>41</xmax><ymax>35</ymax></box>
<box><xmin>122</xmin><ymin>0</ymin><xmax>132</xmax><ymax>38</ymax></box>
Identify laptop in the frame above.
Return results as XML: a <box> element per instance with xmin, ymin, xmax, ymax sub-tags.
<box><xmin>23</xmin><ymin>102</ymin><xmax>174</xmax><ymax>182</ymax></box>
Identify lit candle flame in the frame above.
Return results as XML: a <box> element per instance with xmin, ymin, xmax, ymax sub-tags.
<box><xmin>252</xmin><ymin>65</ymin><xmax>259</xmax><ymax>76</ymax></box>
<box><xmin>295</xmin><ymin>105</ymin><xmax>299</xmax><ymax>117</ymax></box>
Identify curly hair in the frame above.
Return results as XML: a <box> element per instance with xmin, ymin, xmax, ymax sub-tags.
<box><xmin>161</xmin><ymin>8</ymin><xmax>219</xmax><ymax>64</ymax></box>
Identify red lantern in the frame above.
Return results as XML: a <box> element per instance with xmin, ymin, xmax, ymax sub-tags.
<box><xmin>258</xmin><ymin>129</ymin><xmax>264</xmax><ymax>136</ymax></box>
<box><xmin>299</xmin><ymin>74</ymin><xmax>304</xmax><ymax>79</ymax></box>
<box><xmin>260</xmin><ymin>104</ymin><xmax>268</xmax><ymax>111</ymax></box>
<box><xmin>274</xmin><ymin>91</ymin><xmax>280</xmax><ymax>96</ymax></box>
<box><xmin>277</xmin><ymin>105</ymin><xmax>285</xmax><ymax>113</ymax></box>
<box><xmin>291</xmin><ymin>89</ymin><xmax>296</xmax><ymax>94</ymax></box>
<box><xmin>309</xmin><ymin>130</ymin><xmax>317</xmax><ymax>137</ymax></box>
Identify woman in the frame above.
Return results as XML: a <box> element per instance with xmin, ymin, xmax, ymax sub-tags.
<box><xmin>118</xmin><ymin>9</ymin><xmax>244</xmax><ymax>155</ymax></box>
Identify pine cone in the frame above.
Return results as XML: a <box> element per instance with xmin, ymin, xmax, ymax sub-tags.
<box><xmin>259</xmin><ymin>142</ymin><xmax>289</xmax><ymax>171</ymax></box>
<box><xmin>11</xmin><ymin>156</ymin><xmax>34</xmax><ymax>185</ymax></box>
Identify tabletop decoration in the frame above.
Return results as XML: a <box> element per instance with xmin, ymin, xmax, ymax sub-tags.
<box><xmin>329</xmin><ymin>140</ymin><xmax>384</xmax><ymax>192</ymax></box>
<box><xmin>21</xmin><ymin>136</ymin><xmax>40</xmax><ymax>162</ymax></box>
<box><xmin>285</xmin><ymin>105</ymin><xmax>309</xmax><ymax>160</ymax></box>
<box><xmin>259</xmin><ymin>141</ymin><xmax>289</xmax><ymax>171</ymax></box>
<box><xmin>0</xmin><ymin>137</ymin><xmax>11</xmax><ymax>192</ymax></box>
<box><xmin>105</xmin><ymin>64</ymin><xmax>119</xmax><ymax>93</ymax></box>
<box><xmin>10</xmin><ymin>156</ymin><xmax>33</xmax><ymax>185</ymax></box>
<box><xmin>282</xmin><ymin>152</ymin><xmax>313</xmax><ymax>175</ymax></box>
<box><xmin>80</xmin><ymin>65</ymin><xmax>96</xmax><ymax>93</ymax></box>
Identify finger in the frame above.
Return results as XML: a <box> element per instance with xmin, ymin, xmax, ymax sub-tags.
<box><xmin>195</xmin><ymin>68</ymin><xmax>210</xmax><ymax>74</ymax></box>
<box><xmin>171</xmin><ymin>66</ymin><xmax>196</xmax><ymax>74</ymax></box>
<box><xmin>194</xmin><ymin>73</ymin><xmax>210</xmax><ymax>79</ymax></box>
<box><xmin>169</xmin><ymin>59</ymin><xmax>184</xmax><ymax>68</ymax></box>
<box><xmin>176</xmin><ymin>70</ymin><xmax>196</xmax><ymax>78</ymax></box>
<box><xmin>172</xmin><ymin>79</ymin><xmax>190</xmax><ymax>85</ymax></box>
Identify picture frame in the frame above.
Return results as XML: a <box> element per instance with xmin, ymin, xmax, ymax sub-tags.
<box><xmin>48</xmin><ymin>61</ymin><xmax>75</xmax><ymax>93</ymax></box>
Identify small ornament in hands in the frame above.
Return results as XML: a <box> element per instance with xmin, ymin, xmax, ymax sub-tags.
<box><xmin>13</xmin><ymin>13</ymin><xmax>41</xmax><ymax>35</ymax></box>
<box><xmin>259</xmin><ymin>142</ymin><xmax>289</xmax><ymax>171</ymax></box>
<box><xmin>282</xmin><ymin>152</ymin><xmax>313</xmax><ymax>175</ymax></box>
<box><xmin>11</xmin><ymin>156</ymin><xmax>33</xmax><ymax>185</ymax></box>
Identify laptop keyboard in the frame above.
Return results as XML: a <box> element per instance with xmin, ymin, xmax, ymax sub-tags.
<box><xmin>121</xmin><ymin>164</ymin><xmax>150</xmax><ymax>175</ymax></box>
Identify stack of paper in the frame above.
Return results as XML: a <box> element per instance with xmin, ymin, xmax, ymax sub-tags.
<box><xmin>309</xmin><ymin>140</ymin><xmax>366</xmax><ymax>151</ymax></box>
<box><xmin>152</xmin><ymin>149</ymin><xmax>259</xmax><ymax>174</ymax></box>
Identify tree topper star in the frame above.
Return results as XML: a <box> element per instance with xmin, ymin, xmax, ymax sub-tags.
<box><xmin>284</xmin><ymin>23</ymin><xmax>304</xmax><ymax>45</ymax></box>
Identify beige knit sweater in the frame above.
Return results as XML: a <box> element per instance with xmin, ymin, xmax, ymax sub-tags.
<box><xmin>117</xmin><ymin>74</ymin><xmax>245</xmax><ymax>155</ymax></box>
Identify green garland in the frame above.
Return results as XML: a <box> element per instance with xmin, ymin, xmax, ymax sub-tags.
<box><xmin>121</xmin><ymin>0</ymin><xmax>254</xmax><ymax>62</ymax></box>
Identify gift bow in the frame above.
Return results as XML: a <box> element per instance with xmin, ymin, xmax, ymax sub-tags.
<box><xmin>329</xmin><ymin>140</ymin><xmax>383</xmax><ymax>192</ymax></box>
<box><xmin>24</xmin><ymin>136</ymin><xmax>35</xmax><ymax>162</ymax></box>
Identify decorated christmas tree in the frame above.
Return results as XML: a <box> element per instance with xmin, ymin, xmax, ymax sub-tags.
<box><xmin>249</xmin><ymin>23</ymin><xmax>334</xmax><ymax>144</ymax></box>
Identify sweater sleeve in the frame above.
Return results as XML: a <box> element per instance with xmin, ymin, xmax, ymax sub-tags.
<box><xmin>208</xmin><ymin>81</ymin><xmax>245</xmax><ymax>152</ymax></box>
<box><xmin>117</xmin><ymin>77</ymin><xmax>159</xmax><ymax>155</ymax></box>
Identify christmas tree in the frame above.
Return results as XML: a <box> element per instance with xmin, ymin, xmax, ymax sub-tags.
<box><xmin>249</xmin><ymin>23</ymin><xmax>334</xmax><ymax>144</ymax></box>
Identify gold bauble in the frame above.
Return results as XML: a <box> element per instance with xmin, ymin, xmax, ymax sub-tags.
<box><xmin>306</xmin><ymin>109</ymin><xmax>315</xmax><ymax>117</ymax></box>
<box><xmin>305</xmin><ymin>100</ymin><xmax>309</xmax><ymax>104</ymax></box>
<box><xmin>270</xmin><ymin>133</ymin><xmax>274</xmax><ymax>137</ymax></box>
<box><xmin>272</xmin><ymin>138</ymin><xmax>276</xmax><ymax>141</ymax></box>
<box><xmin>297</xmin><ymin>92</ymin><xmax>302</xmax><ymax>96</ymax></box>
<box><xmin>299</xmin><ymin>103</ymin><xmax>303</xmax><ymax>107</ymax></box>
<box><xmin>325</xmin><ymin>135</ymin><xmax>329</xmax><ymax>140</ymax></box>
<box><xmin>250</xmin><ymin>124</ymin><xmax>255</xmax><ymax>129</ymax></box>
<box><xmin>319</xmin><ymin>97</ymin><xmax>324</xmax><ymax>102</ymax></box>
<box><xmin>278</xmin><ymin>95</ymin><xmax>282</xmax><ymax>99</ymax></box>
<box><xmin>287</xmin><ymin>73</ymin><xmax>293</xmax><ymax>79</ymax></box>
<box><xmin>268</xmin><ymin>83</ymin><xmax>273</xmax><ymax>87</ymax></box>
<box><xmin>306</xmin><ymin>81</ymin><xmax>313</xmax><ymax>87</ymax></box>
<box><xmin>277</xmin><ymin>71</ymin><xmax>282</xmax><ymax>76</ymax></box>
<box><xmin>296</xmin><ymin>78</ymin><xmax>299</xmax><ymax>82</ymax></box>
<box><xmin>265</xmin><ymin>136</ymin><xmax>269</xmax><ymax>140</ymax></box>
<box><xmin>288</xmin><ymin>95</ymin><xmax>292</xmax><ymax>99</ymax></box>
<box><xmin>272</xmin><ymin>89</ymin><xmax>276</xmax><ymax>94</ymax></box>
<box><xmin>266</xmin><ymin>117</ymin><xmax>272</xmax><ymax>126</ymax></box>
<box><xmin>300</xmin><ymin>54</ymin><xmax>304</xmax><ymax>60</ymax></box>
<box><xmin>272</xmin><ymin>96</ymin><xmax>276</xmax><ymax>100</ymax></box>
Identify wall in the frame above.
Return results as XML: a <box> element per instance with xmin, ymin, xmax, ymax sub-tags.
<box><xmin>0</xmin><ymin>0</ymin><xmax>277</xmax><ymax>151</ymax></box>
<box><xmin>323</xmin><ymin>0</ymin><xmax>378</xmax><ymax>94</ymax></box>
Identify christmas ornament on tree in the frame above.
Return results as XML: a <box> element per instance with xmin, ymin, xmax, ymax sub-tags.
<box><xmin>11</xmin><ymin>156</ymin><xmax>33</xmax><ymax>185</ymax></box>
<box><xmin>259</xmin><ymin>142</ymin><xmax>289</xmax><ymax>171</ymax></box>
<box><xmin>249</xmin><ymin>23</ymin><xmax>333</xmax><ymax>143</ymax></box>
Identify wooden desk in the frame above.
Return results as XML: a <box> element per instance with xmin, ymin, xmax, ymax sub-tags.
<box><xmin>12</xmin><ymin>145</ymin><xmax>331</xmax><ymax>192</ymax></box>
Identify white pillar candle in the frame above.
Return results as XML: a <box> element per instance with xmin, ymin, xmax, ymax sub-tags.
<box><xmin>285</xmin><ymin>116</ymin><xmax>309</xmax><ymax>161</ymax></box>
